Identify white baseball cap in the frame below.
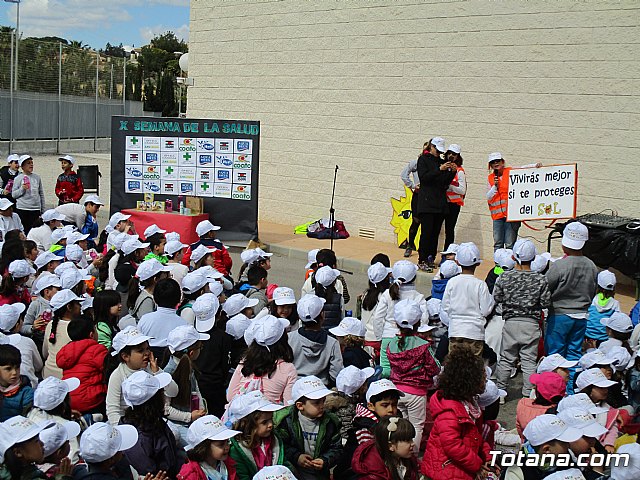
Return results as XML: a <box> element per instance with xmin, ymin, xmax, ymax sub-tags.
<box><xmin>51</xmin><ymin>227</ymin><xmax>71</xmax><ymax>244</ymax></box>
<box><xmin>40</xmin><ymin>421</ymin><xmax>81</xmax><ymax>458</ymax></box>
<box><xmin>18</xmin><ymin>154</ymin><xmax>33</xmax><ymax>166</ymax></box>
<box><xmin>195</xmin><ymin>266</ymin><xmax>224</xmax><ymax>280</ymax></box>
<box><xmin>226</xmin><ymin>313</ymin><xmax>252</xmax><ymax>340</ymax></box>
<box><xmin>35</xmin><ymin>251</ymin><xmax>62</xmax><ymax>270</ymax></box>
<box><xmin>394</xmin><ymin>299</ymin><xmax>423</xmax><ymax>328</ymax></box>
<box><xmin>488</xmin><ymin>152</ymin><xmax>503</xmax><ymax>163</ymax></box>
<box><xmin>79</xmin><ymin>422</ymin><xmax>138</xmax><ymax>463</ymax></box>
<box><xmin>610</xmin><ymin>442</ymin><xmax>640</xmax><ymax>480</ymax></box>
<box><xmin>305</xmin><ymin>249</ymin><xmax>320</xmax><ymax>269</ymax></box>
<box><xmin>291</xmin><ymin>375</ymin><xmax>333</xmax><ymax>403</ymax></box>
<box><xmin>417</xmin><ymin>324</ymin><xmax>438</xmax><ymax>334</ymax></box>
<box><xmin>50</xmin><ymin>289</ymin><xmax>81</xmax><ymax>311</ymax></box>
<box><xmin>136</xmin><ymin>258</ymin><xmax>171</xmax><ymax>282</ymax></box>
<box><xmin>192</xmin><ymin>293</ymin><xmax>220</xmax><ymax>332</ymax></box>
<box><xmin>83</xmin><ymin>194</ymin><xmax>104</xmax><ymax>206</ymax></box>
<box><xmin>195</xmin><ymin>220</ymin><xmax>221</xmax><ymax>237</ymax></box>
<box><xmin>227</xmin><ymin>390</ymin><xmax>285</xmax><ymax>423</ymax></box>
<box><xmin>456</xmin><ymin>242</ymin><xmax>482</xmax><ymax>267</ymax></box>
<box><xmin>8</xmin><ymin>259</ymin><xmax>35</xmax><ymax>279</ymax></box>
<box><xmin>544</xmin><ymin>469</ymin><xmax>587</xmax><ymax>480</ymax></box>
<box><xmin>66</xmin><ymin>231</ymin><xmax>89</xmax><ymax>245</ymax></box>
<box><xmin>562</xmin><ymin>222</ymin><xmax>589</xmax><ymax>250</ymax></box>
<box><xmin>191</xmin><ymin>244</ymin><xmax>217</xmax><ymax>264</ymax></box>
<box><xmin>143</xmin><ymin>224</ymin><xmax>166</xmax><ymax>239</ymax></box>
<box><xmin>42</xmin><ymin>209</ymin><xmax>65</xmax><ymax>223</ymax></box>
<box><xmin>0</xmin><ymin>198</ymin><xmax>13</xmax><ymax>211</ymax></box>
<box><xmin>477</xmin><ymin>379</ymin><xmax>507</xmax><ymax>408</ymax></box>
<box><xmin>58</xmin><ymin>154</ymin><xmax>75</xmax><ymax>165</ymax></box>
<box><xmin>579</xmin><ymin>350</ymin><xmax>615</xmax><ymax>370</ymax></box>
<box><xmin>54</xmin><ymin>261</ymin><xmax>77</xmax><ymax>277</ymax></box>
<box><xmin>0</xmin><ymin>416</ymin><xmax>55</xmax><ymax>460</ymax></box>
<box><xmin>513</xmin><ymin>239</ymin><xmax>537</xmax><ymax>263</ymax></box>
<box><xmin>64</xmin><ymin>244</ymin><xmax>85</xmax><ymax>264</ymax></box>
<box><xmin>430</xmin><ymin>137</ymin><xmax>445</xmax><ymax>153</ymax></box>
<box><xmin>439</xmin><ymin>259</ymin><xmax>461</xmax><ymax>279</ymax></box>
<box><xmin>244</xmin><ymin>315</ymin><xmax>288</xmax><ymax>347</ymax></box>
<box><xmin>448</xmin><ymin>144</ymin><xmax>461</xmax><ymax>154</ymax></box>
<box><xmin>315</xmin><ymin>265</ymin><xmax>340</xmax><ymax>287</ymax></box>
<box><xmin>165</xmin><ymin>232</ymin><xmax>181</xmax><ymax>242</ymax></box>
<box><xmin>597</xmin><ymin>270</ymin><xmax>616</xmax><ymax>290</ymax></box>
<box><xmin>575</xmin><ymin>368</ymin><xmax>617</xmax><ymax>392</ymax></box>
<box><xmin>34</xmin><ymin>376</ymin><xmax>80</xmax><ymax>411</ymax></box>
<box><xmin>181</xmin><ymin>271</ymin><xmax>209</xmax><ymax>295</ymax></box>
<box><xmin>329</xmin><ymin>317</ymin><xmax>366</xmax><ymax>337</ymax></box>
<box><xmin>60</xmin><ymin>268</ymin><xmax>91</xmax><ymax>289</ymax></box>
<box><xmin>273</xmin><ymin>286</ymin><xmax>296</xmax><ymax>306</ymax></box>
<box><xmin>110</xmin><ymin>232</ymin><xmax>130</xmax><ymax>252</ymax></box>
<box><xmin>441</xmin><ymin>243</ymin><xmax>459</xmax><ymax>255</ymax></box>
<box><xmin>296</xmin><ymin>294</ymin><xmax>326</xmax><ymax>322</ymax></box>
<box><xmin>164</xmin><ymin>240</ymin><xmax>187</xmax><ymax>256</ymax></box>
<box><xmin>167</xmin><ymin>325</ymin><xmax>210</xmax><ymax>354</ymax></box>
<box><xmin>32</xmin><ymin>272</ymin><xmax>61</xmax><ymax>296</ymax></box>
<box><xmin>122</xmin><ymin>237</ymin><xmax>150</xmax><ymax>256</ymax></box>
<box><xmin>81</xmin><ymin>296</ymin><xmax>93</xmax><ymax>313</ymax></box>
<box><xmin>606</xmin><ymin>345</ymin><xmax>632</xmax><ymax>372</ymax></box>
<box><xmin>185</xmin><ymin>415</ymin><xmax>241</xmax><ymax>451</ymax></box>
<box><xmin>253</xmin><ymin>466</ymin><xmax>298</xmax><ymax>480</ymax></box>
<box><xmin>223</xmin><ymin>293</ymin><xmax>259</xmax><ymax>317</ymax></box>
<box><xmin>108</xmin><ymin>212</ymin><xmax>131</xmax><ymax>228</ymax></box>
<box><xmin>531</xmin><ymin>252</ymin><xmax>552</xmax><ymax>273</ymax></box>
<box><xmin>523</xmin><ymin>414</ymin><xmax>582</xmax><ymax>447</ymax></box>
<box><xmin>493</xmin><ymin>249</ymin><xmax>515</xmax><ymax>270</ymax></box>
<box><xmin>557</xmin><ymin>407</ymin><xmax>608</xmax><ymax>438</ymax></box>
<box><xmin>0</xmin><ymin>303</ymin><xmax>26</xmax><ymax>332</ymax></box>
<box><xmin>336</xmin><ymin>365</ymin><xmax>375</xmax><ymax>396</ymax></box>
<box><xmin>240</xmin><ymin>249</ymin><xmax>261</xmax><ymax>265</ymax></box>
<box><xmin>426</xmin><ymin>297</ymin><xmax>441</xmax><ymax>318</ymax></box>
<box><xmin>209</xmin><ymin>280</ymin><xmax>224</xmax><ymax>297</ymax></box>
<box><xmin>601</xmin><ymin>311</ymin><xmax>633</xmax><ymax>333</ymax></box>
<box><xmin>391</xmin><ymin>260</ymin><xmax>417</xmax><ymax>284</ymax></box>
<box><xmin>367</xmin><ymin>262</ymin><xmax>391</xmax><ymax>285</ymax></box>
<box><xmin>537</xmin><ymin>354</ymin><xmax>578</xmax><ymax>374</ymax></box>
<box><xmin>557</xmin><ymin>393</ymin><xmax>608</xmax><ymax>415</ymax></box>
<box><xmin>366</xmin><ymin>379</ymin><xmax>404</xmax><ymax>403</ymax></box>
<box><xmin>6</xmin><ymin>154</ymin><xmax>19</xmax><ymax>164</ymax></box>
<box><xmin>122</xmin><ymin>370</ymin><xmax>175</xmax><ymax>407</ymax></box>
<box><xmin>111</xmin><ymin>326</ymin><xmax>152</xmax><ymax>356</ymax></box>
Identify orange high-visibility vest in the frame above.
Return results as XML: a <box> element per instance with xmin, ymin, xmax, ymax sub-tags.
<box><xmin>446</xmin><ymin>167</ymin><xmax>465</xmax><ymax>206</ymax></box>
<box><xmin>487</xmin><ymin>167</ymin><xmax>511</xmax><ymax>220</ymax></box>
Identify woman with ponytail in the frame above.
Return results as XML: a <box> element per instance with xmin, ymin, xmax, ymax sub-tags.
<box><xmin>372</xmin><ymin>260</ymin><xmax>428</xmax><ymax>378</ymax></box>
<box><xmin>42</xmin><ymin>289</ymin><xmax>82</xmax><ymax>378</ymax></box>
<box><xmin>0</xmin><ymin>259</ymin><xmax>34</xmax><ymax>306</ymax></box>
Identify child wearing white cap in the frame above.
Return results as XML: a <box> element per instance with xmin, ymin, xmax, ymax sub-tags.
<box><xmin>0</xmin><ymin>415</ymin><xmax>58</xmax><ymax>479</ymax></box>
<box><xmin>42</xmin><ymin>289</ymin><xmax>82</xmax><ymax>379</ymax></box>
<box><xmin>164</xmin><ymin>238</ymin><xmax>188</xmax><ymax>286</ymax></box>
<box><xmin>484</xmin><ymin>248</ymin><xmax>515</xmax><ymax>294</ymax></box>
<box><xmin>55</xmin><ymin>155</ymin><xmax>84</xmax><ymax>205</ymax></box>
<box><xmin>0</xmin><ymin>259</ymin><xmax>34</xmax><ymax>308</ymax></box>
<box><xmin>329</xmin><ymin>317</ymin><xmax>372</xmax><ymax>369</ymax></box>
<box><xmin>493</xmin><ymin>239</ymin><xmax>551</xmax><ymax>398</ymax></box>
<box><xmin>181</xmin><ymin>219</ymin><xmax>233</xmax><ymax>277</ymax></box>
<box><xmin>113</xmin><ymin>235</ymin><xmax>150</xmax><ymax>294</ymax></box>
<box><xmin>269</xmin><ymin>286</ymin><xmax>299</xmax><ymax>332</ymax></box>
<box><xmin>142</xmin><ymin>226</ymin><xmax>168</xmax><ymax>266</ymax></box>
<box><xmin>126</xmin><ymin>258</ymin><xmax>172</xmax><ymax>323</ymax></box>
<box><xmin>311</xmin><ymin>265</ymin><xmax>344</xmax><ymax>330</ymax></box>
<box><xmin>585</xmin><ymin>269</ymin><xmax>620</xmax><ymax>348</ymax></box>
<box><xmin>288</xmin><ymin>294</ymin><xmax>343</xmax><ymax>387</ymax></box>
<box><xmin>0</xmin><ymin>303</ymin><xmax>42</xmax><ymax>388</ymax></box>
<box><xmin>11</xmin><ymin>154</ymin><xmax>45</xmax><ymax>234</ymax></box>
<box><xmin>545</xmin><ymin>222</ymin><xmax>598</xmax><ymax>377</ymax></box>
<box><xmin>356</xmin><ymin>258</ymin><xmax>392</xmax><ymax>362</ymax></box>
<box><xmin>236</xmin><ymin>247</ymin><xmax>273</xmax><ymax>286</ymax></box>
<box><xmin>27</xmin><ymin>209</ymin><xmax>65</xmax><ymax>253</ymax></box>
<box><xmin>372</xmin><ymin>260</ymin><xmax>427</xmax><ymax>378</ymax></box>
<box><xmin>54</xmin><ymin>195</ymin><xmax>103</xmax><ymax>249</ymax></box>
<box><xmin>179</xmin><ymin>415</ymin><xmax>241</xmax><ymax>480</ymax></box>
<box><xmin>599</xmin><ymin>311</ymin><xmax>634</xmax><ymax>356</ymax></box>
<box><xmin>273</xmin><ymin>376</ymin><xmax>342</xmax><ymax>480</ymax></box>
<box><xmin>23</xmin><ymin>272</ymin><xmax>60</xmax><ymax>349</ymax></box>
<box><xmin>430</xmin><ymin>259</ymin><xmax>461</xmax><ymax>301</ymax></box>
<box><xmin>39</xmin><ymin>421</ymin><xmax>80</xmax><ymax>476</ymax></box>
<box><xmin>245</xmin><ymin>265</ymin><xmax>269</xmax><ymax>316</ymax></box>
<box><xmin>0</xmin><ymin>154</ymin><xmax>20</xmax><ymax>201</ymax></box>
<box><xmin>163</xmin><ymin>325</ymin><xmax>210</xmax><ymax>447</ymax></box>
<box><xmin>300</xmin><ymin>248</ymin><xmax>349</xmax><ymax>306</ymax></box>
<box><xmin>326</xmin><ymin>365</ymin><xmax>375</xmax><ymax>438</ymax></box>
<box><xmin>120</xmin><ymin>370</ymin><xmax>182</xmax><ymax>477</ymax></box>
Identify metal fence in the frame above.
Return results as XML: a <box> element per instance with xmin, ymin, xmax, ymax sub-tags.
<box><xmin>0</xmin><ymin>31</ymin><xmax>146</xmax><ymax>147</ymax></box>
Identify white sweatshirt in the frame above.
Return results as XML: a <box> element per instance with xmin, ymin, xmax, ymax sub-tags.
<box><xmin>372</xmin><ymin>285</ymin><xmax>428</xmax><ymax>339</ymax></box>
<box><xmin>442</xmin><ymin>274</ymin><xmax>495</xmax><ymax>341</ymax></box>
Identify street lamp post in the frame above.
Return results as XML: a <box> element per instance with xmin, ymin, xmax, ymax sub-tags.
<box><xmin>4</xmin><ymin>0</ymin><xmax>21</xmax><ymax>91</ymax></box>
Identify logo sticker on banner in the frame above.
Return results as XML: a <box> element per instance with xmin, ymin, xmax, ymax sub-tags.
<box><xmin>197</xmin><ymin>168</ymin><xmax>213</xmax><ymax>181</ymax></box>
<box><xmin>125</xmin><ymin>151</ymin><xmax>141</xmax><ymax>164</ymax></box>
<box><xmin>161</xmin><ymin>138</ymin><xmax>177</xmax><ymax>151</ymax></box>
<box><xmin>144</xmin><ymin>152</ymin><xmax>159</xmax><ymax>165</ymax></box>
<box><xmin>196</xmin><ymin>182</ymin><xmax>214</xmax><ymax>197</ymax></box>
<box><xmin>126</xmin><ymin>136</ymin><xmax>142</xmax><ymax>150</ymax></box>
<box><xmin>125</xmin><ymin>165</ymin><xmax>144</xmax><ymax>179</ymax></box>
<box><xmin>215</xmin><ymin>168</ymin><xmax>232</xmax><ymax>183</ymax></box>
<box><xmin>143</xmin><ymin>137</ymin><xmax>161</xmax><ymax>150</ymax></box>
<box><xmin>161</xmin><ymin>165</ymin><xmax>178</xmax><ymax>180</ymax></box>
<box><xmin>197</xmin><ymin>153</ymin><xmax>213</xmax><ymax>167</ymax></box>
<box><xmin>233</xmin><ymin>170</ymin><xmax>251</xmax><ymax>184</ymax></box>
<box><xmin>179</xmin><ymin>181</ymin><xmax>195</xmax><ymax>194</ymax></box>
<box><xmin>215</xmin><ymin>138</ymin><xmax>233</xmax><ymax>153</ymax></box>
<box><xmin>213</xmin><ymin>183</ymin><xmax>232</xmax><ymax>198</ymax></box>
<box><xmin>179</xmin><ymin>138</ymin><xmax>196</xmax><ymax>152</ymax></box>
<box><xmin>178</xmin><ymin>167</ymin><xmax>196</xmax><ymax>181</ymax></box>
<box><xmin>179</xmin><ymin>151</ymin><xmax>196</xmax><ymax>166</ymax></box>
<box><xmin>161</xmin><ymin>182</ymin><xmax>176</xmax><ymax>195</ymax></box>
<box><xmin>161</xmin><ymin>152</ymin><xmax>179</xmax><ymax>165</ymax></box>
<box><xmin>143</xmin><ymin>180</ymin><xmax>161</xmax><ymax>193</ymax></box>
<box><xmin>234</xmin><ymin>139</ymin><xmax>252</xmax><ymax>153</ymax></box>
<box><xmin>197</xmin><ymin>139</ymin><xmax>215</xmax><ymax>152</ymax></box>
<box><xmin>233</xmin><ymin>154</ymin><xmax>252</xmax><ymax>169</ymax></box>
<box><xmin>143</xmin><ymin>166</ymin><xmax>161</xmax><ymax>180</ymax></box>
<box><xmin>232</xmin><ymin>184</ymin><xmax>251</xmax><ymax>200</ymax></box>
<box><xmin>126</xmin><ymin>180</ymin><xmax>142</xmax><ymax>193</ymax></box>
<box><xmin>215</xmin><ymin>154</ymin><xmax>234</xmax><ymax>168</ymax></box>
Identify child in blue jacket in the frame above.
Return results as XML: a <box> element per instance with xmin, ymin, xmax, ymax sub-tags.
<box><xmin>0</xmin><ymin>343</ymin><xmax>34</xmax><ymax>420</ymax></box>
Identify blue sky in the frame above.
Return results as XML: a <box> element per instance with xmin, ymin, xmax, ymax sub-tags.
<box><xmin>2</xmin><ymin>0</ymin><xmax>190</xmax><ymax>49</ymax></box>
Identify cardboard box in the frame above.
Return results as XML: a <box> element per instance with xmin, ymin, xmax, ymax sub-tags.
<box><xmin>185</xmin><ymin>196</ymin><xmax>204</xmax><ymax>214</ymax></box>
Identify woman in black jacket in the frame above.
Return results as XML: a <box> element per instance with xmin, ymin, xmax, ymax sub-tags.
<box><xmin>415</xmin><ymin>137</ymin><xmax>457</xmax><ymax>271</ymax></box>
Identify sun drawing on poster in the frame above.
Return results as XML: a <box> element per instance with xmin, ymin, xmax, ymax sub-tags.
<box><xmin>390</xmin><ymin>186</ymin><xmax>421</xmax><ymax>248</ymax></box>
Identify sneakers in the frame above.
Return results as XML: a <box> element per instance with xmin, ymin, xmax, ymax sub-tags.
<box><xmin>499</xmin><ymin>396</ymin><xmax>506</xmax><ymax>405</ymax></box>
<box><xmin>426</xmin><ymin>255</ymin><xmax>436</xmax><ymax>269</ymax></box>
<box><xmin>418</xmin><ymin>262</ymin><xmax>433</xmax><ymax>273</ymax></box>
<box><xmin>403</xmin><ymin>247</ymin><xmax>413</xmax><ymax>258</ymax></box>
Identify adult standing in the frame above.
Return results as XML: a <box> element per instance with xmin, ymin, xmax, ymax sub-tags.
<box><xmin>11</xmin><ymin>155</ymin><xmax>45</xmax><ymax>234</ymax></box>
<box><xmin>444</xmin><ymin>144</ymin><xmax>466</xmax><ymax>250</ymax></box>
<box><xmin>415</xmin><ymin>137</ymin><xmax>456</xmax><ymax>271</ymax></box>
<box><xmin>56</xmin><ymin>194</ymin><xmax>104</xmax><ymax>248</ymax></box>
<box><xmin>400</xmin><ymin>142</ymin><xmax>429</xmax><ymax>258</ymax></box>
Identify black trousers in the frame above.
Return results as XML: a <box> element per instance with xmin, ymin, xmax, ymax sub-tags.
<box><xmin>16</xmin><ymin>209</ymin><xmax>41</xmax><ymax>235</ymax></box>
<box><xmin>408</xmin><ymin>190</ymin><xmax>420</xmax><ymax>249</ymax></box>
<box><xmin>418</xmin><ymin>212</ymin><xmax>445</xmax><ymax>263</ymax></box>
<box><xmin>444</xmin><ymin>203</ymin><xmax>461</xmax><ymax>250</ymax></box>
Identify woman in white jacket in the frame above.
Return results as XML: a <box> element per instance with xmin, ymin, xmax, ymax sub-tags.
<box><xmin>372</xmin><ymin>260</ymin><xmax>428</xmax><ymax>377</ymax></box>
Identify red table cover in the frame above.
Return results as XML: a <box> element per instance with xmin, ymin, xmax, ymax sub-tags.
<box><xmin>122</xmin><ymin>209</ymin><xmax>209</xmax><ymax>244</ymax></box>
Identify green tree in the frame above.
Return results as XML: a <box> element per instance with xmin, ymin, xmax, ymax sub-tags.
<box><xmin>150</xmin><ymin>32</ymin><xmax>187</xmax><ymax>54</ymax></box>
<box><xmin>103</xmin><ymin>42</ymin><xmax>125</xmax><ymax>58</ymax></box>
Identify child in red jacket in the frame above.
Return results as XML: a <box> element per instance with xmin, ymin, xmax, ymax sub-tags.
<box><xmin>56</xmin><ymin>315</ymin><xmax>108</xmax><ymax>414</ymax></box>
<box><xmin>55</xmin><ymin>155</ymin><xmax>84</xmax><ymax>205</ymax></box>
<box><xmin>422</xmin><ymin>347</ymin><xmax>494</xmax><ymax>480</ymax></box>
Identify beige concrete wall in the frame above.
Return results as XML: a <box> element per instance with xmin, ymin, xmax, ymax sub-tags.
<box><xmin>187</xmin><ymin>0</ymin><xmax>640</xmax><ymax>258</ymax></box>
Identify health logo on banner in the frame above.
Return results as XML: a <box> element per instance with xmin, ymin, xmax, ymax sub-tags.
<box><xmin>507</xmin><ymin>164</ymin><xmax>577</xmax><ymax>221</ymax></box>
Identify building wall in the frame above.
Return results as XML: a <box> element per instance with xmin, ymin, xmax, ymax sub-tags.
<box><xmin>188</xmin><ymin>0</ymin><xmax>640</xmax><ymax>257</ymax></box>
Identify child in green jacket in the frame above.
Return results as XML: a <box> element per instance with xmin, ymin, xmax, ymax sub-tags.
<box><xmin>274</xmin><ymin>376</ymin><xmax>343</xmax><ymax>480</ymax></box>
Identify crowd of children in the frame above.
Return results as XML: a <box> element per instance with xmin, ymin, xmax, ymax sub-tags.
<box><xmin>1</xmin><ymin>152</ymin><xmax>640</xmax><ymax>480</ymax></box>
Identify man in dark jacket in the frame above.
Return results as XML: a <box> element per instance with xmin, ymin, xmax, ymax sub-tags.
<box><xmin>415</xmin><ymin>137</ymin><xmax>457</xmax><ymax>271</ymax></box>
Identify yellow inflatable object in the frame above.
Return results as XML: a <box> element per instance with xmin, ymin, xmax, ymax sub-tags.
<box><xmin>390</xmin><ymin>186</ymin><xmax>421</xmax><ymax>248</ymax></box>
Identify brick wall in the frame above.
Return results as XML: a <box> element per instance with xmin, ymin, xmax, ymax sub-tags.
<box><xmin>188</xmin><ymin>0</ymin><xmax>640</xmax><ymax>258</ymax></box>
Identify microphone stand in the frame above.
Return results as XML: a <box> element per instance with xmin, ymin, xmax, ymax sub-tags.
<box><xmin>329</xmin><ymin>165</ymin><xmax>339</xmax><ymax>252</ymax></box>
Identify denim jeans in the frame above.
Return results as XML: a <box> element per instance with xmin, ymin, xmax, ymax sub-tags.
<box><xmin>492</xmin><ymin>218</ymin><xmax>521</xmax><ymax>251</ymax></box>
